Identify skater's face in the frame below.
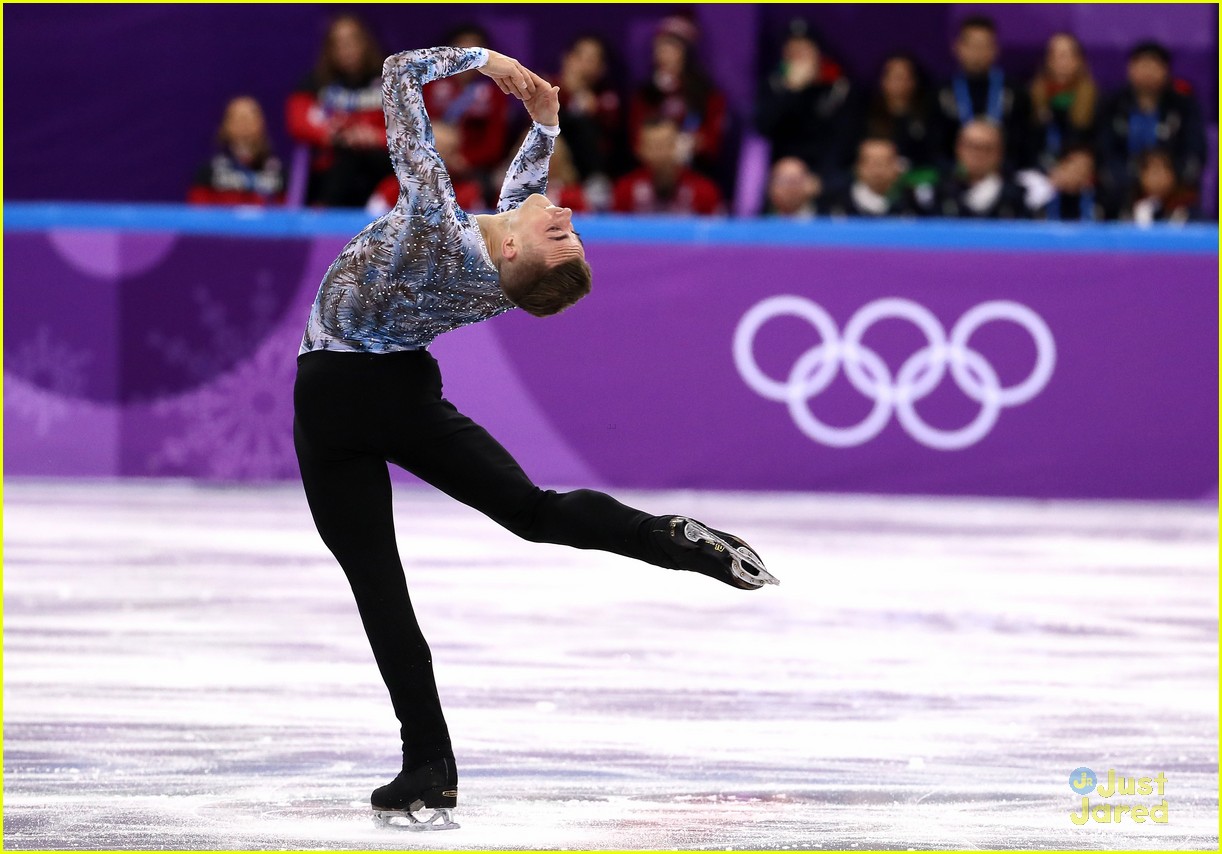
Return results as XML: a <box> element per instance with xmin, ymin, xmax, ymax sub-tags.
<box><xmin>510</xmin><ymin>194</ymin><xmax>584</xmax><ymax>267</ymax></box>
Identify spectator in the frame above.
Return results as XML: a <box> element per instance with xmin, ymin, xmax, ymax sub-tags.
<box><xmin>826</xmin><ymin>139</ymin><xmax>921</xmax><ymax>217</ymax></box>
<box><xmin>422</xmin><ymin>24</ymin><xmax>510</xmax><ymax>178</ymax></box>
<box><xmin>1028</xmin><ymin>32</ymin><xmax>1098</xmax><ymax>171</ymax></box>
<box><xmin>764</xmin><ymin>157</ymin><xmax>821</xmax><ymax>218</ymax></box>
<box><xmin>1033</xmin><ymin>145</ymin><xmax>1116</xmax><ymax>222</ymax></box>
<box><xmin>286</xmin><ymin>14</ymin><xmax>391</xmax><ymax>207</ymax></box>
<box><xmin>1124</xmin><ymin>147</ymin><xmax>1197</xmax><ymax>224</ymax></box>
<box><xmin>628</xmin><ymin>14</ymin><xmax>727</xmax><ymax>173</ymax></box>
<box><xmin>188</xmin><ymin>96</ymin><xmax>284</xmax><ymax>206</ymax></box>
<box><xmin>555</xmin><ymin>34</ymin><xmax>624</xmax><ymax>183</ymax></box>
<box><xmin>366</xmin><ymin>121</ymin><xmax>487</xmax><ymax>217</ymax></box>
<box><xmin>859</xmin><ymin>53</ymin><xmax>942</xmax><ymax>177</ymax></box>
<box><xmin>931</xmin><ymin>119</ymin><xmax>1029</xmax><ymax>218</ymax></box>
<box><xmin>1098</xmin><ymin>41</ymin><xmax>1206</xmax><ymax>198</ymax></box>
<box><xmin>613</xmin><ymin>118</ymin><xmax>723</xmax><ymax>215</ymax></box>
<box><xmin>756</xmin><ymin>20</ymin><xmax>856</xmax><ymax>188</ymax></box>
<box><xmin>936</xmin><ymin>16</ymin><xmax>1031</xmax><ymax>169</ymax></box>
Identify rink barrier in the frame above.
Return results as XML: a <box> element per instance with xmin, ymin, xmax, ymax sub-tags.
<box><xmin>4</xmin><ymin>203</ymin><xmax>1218</xmax><ymax>499</ymax></box>
<box><xmin>4</xmin><ymin>201</ymin><xmax>1217</xmax><ymax>252</ymax></box>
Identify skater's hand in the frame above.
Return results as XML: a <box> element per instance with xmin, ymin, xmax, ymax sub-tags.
<box><xmin>522</xmin><ymin>72</ymin><xmax>560</xmax><ymax>127</ymax></box>
<box><xmin>479</xmin><ymin>50</ymin><xmax>537</xmax><ymax>101</ymax></box>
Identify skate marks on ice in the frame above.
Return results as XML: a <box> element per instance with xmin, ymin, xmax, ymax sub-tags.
<box><xmin>3</xmin><ymin>480</ymin><xmax>1217</xmax><ymax>850</ymax></box>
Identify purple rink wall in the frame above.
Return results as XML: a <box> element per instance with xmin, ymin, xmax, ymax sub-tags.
<box><xmin>3</xmin><ymin>205</ymin><xmax>1217</xmax><ymax>500</ymax></box>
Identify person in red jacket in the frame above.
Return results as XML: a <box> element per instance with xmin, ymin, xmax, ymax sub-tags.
<box><xmin>421</xmin><ymin>24</ymin><xmax>510</xmax><ymax>181</ymax></box>
<box><xmin>613</xmin><ymin>118</ymin><xmax>723</xmax><ymax>215</ymax></box>
<box><xmin>188</xmin><ymin>96</ymin><xmax>284</xmax><ymax>206</ymax></box>
<box><xmin>628</xmin><ymin>14</ymin><xmax>727</xmax><ymax>175</ymax></box>
<box><xmin>286</xmin><ymin>14</ymin><xmax>392</xmax><ymax>207</ymax></box>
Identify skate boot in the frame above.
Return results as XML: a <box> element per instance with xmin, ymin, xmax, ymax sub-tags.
<box><xmin>653</xmin><ymin>516</ymin><xmax>780</xmax><ymax>590</ymax></box>
<box><xmin>371</xmin><ymin>757</ymin><xmax>459</xmax><ymax>831</ymax></box>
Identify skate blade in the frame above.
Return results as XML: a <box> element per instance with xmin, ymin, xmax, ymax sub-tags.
<box><xmin>732</xmin><ymin>547</ymin><xmax>781</xmax><ymax>588</ymax></box>
<box><xmin>373</xmin><ymin>807</ymin><xmax>459</xmax><ymax>831</ymax></box>
<box><xmin>683</xmin><ymin>521</ymin><xmax>780</xmax><ymax>588</ymax></box>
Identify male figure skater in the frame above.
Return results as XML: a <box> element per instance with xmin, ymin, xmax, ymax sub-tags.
<box><xmin>293</xmin><ymin>45</ymin><xmax>778</xmax><ymax>832</ymax></box>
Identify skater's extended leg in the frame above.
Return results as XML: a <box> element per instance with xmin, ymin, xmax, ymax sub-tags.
<box><xmin>388</xmin><ymin>390</ymin><xmax>776</xmax><ymax>587</ymax></box>
<box><xmin>389</xmin><ymin>398</ymin><xmax>669</xmax><ymax>564</ymax></box>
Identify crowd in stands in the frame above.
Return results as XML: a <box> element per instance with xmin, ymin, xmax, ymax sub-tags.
<box><xmin>189</xmin><ymin>12</ymin><xmax>1212</xmax><ymax>223</ymax></box>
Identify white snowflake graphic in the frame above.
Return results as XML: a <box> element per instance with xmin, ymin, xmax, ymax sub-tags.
<box><xmin>145</xmin><ymin>271</ymin><xmax>282</xmax><ymax>387</ymax></box>
<box><xmin>151</xmin><ymin>334</ymin><xmax>298</xmax><ymax>480</ymax></box>
<box><xmin>4</xmin><ymin>326</ymin><xmax>91</xmax><ymax>436</ymax></box>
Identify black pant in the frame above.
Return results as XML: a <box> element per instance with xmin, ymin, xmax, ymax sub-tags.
<box><xmin>293</xmin><ymin>349</ymin><xmax>670</xmax><ymax>765</ymax></box>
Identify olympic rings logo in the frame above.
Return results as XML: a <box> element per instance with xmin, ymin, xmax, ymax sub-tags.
<box><xmin>732</xmin><ymin>296</ymin><xmax>1056</xmax><ymax>450</ymax></box>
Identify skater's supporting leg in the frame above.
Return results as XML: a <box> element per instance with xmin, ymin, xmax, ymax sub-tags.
<box><xmin>293</xmin><ymin>419</ymin><xmax>453</xmax><ymax>765</ymax></box>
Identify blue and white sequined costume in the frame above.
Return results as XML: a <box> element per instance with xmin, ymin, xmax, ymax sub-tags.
<box><xmin>299</xmin><ymin>46</ymin><xmax>558</xmax><ymax>355</ymax></box>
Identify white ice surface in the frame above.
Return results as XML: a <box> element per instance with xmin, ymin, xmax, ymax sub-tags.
<box><xmin>3</xmin><ymin>479</ymin><xmax>1217</xmax><ymax>850</ymax></box>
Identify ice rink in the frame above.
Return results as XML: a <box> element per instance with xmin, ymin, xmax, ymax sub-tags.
<box><xmin>3</xmin><ymin>479</ymin><xmax>1217</xmax><ymax>850</ymax></box>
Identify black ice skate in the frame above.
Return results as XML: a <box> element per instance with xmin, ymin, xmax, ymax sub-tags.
<box><xmin>371</xmin><ymin>757</ymin><xmax>459</xmax><ymax>831</ymax></box>
<box><xmin>654</xmin><ymin>516</ymin><xmax>780</xmax><ymax>589</ymax></box>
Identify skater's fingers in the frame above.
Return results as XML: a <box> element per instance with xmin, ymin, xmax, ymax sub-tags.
<box><xmin>512</xmin><ymin>74</ymin><xmax>534</xmax><ymax>99</ymax></box>
<box><xmin>502</xmin><ymin>76</ymin><xmax>525</xmax><ymax>100</ymax></box>
<box><xmin>514</xmin><ymin>63</ymin><xmax>537</xmax><ymax>96</ymax></box>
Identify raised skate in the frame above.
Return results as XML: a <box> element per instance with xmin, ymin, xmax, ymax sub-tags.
<box><xmin>656</xmin><ymin>516</ymin><xmax>780</xmax><ymax>589</ymax></box>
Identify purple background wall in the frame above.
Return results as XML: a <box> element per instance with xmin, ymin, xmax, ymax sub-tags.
<box><xmin>5</xmin><ymin>221</ymin><xmax>1216</xmax><ymax>499</ymax></box>
<box><xmin>4</xmin><ymin>4</ymin><xmax>1216</xmax><ymax>203</ymax></box>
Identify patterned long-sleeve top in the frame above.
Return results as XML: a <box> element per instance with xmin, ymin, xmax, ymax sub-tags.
<box><xmin>300</xmin><ymin>46</ymin><xmax>558</xmax><ymax>354</ymax></box>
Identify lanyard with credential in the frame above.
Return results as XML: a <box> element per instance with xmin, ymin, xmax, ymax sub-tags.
<box><xmin>953</xmin><ymin>68</ymin><xmax>1004</xmax><ymax>125</ymax></box>
<box><xmin>1045</xmin><ymin>121</ymin><xmax>1063</xmax><ymax>158</ymax></box>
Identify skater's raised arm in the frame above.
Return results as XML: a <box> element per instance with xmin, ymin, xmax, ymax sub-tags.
<box><xmin>497</xmin><ymin>74</ymin><xmax>562</xmax><ymax>212</ymax></box>
<box><xmin>382</xmin><ymin>47</ymin><xmax>536</xmax><ymax>210</ymax></box>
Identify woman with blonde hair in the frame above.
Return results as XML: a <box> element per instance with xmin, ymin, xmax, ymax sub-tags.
<box><xmin>1029</xmin><ymin>32</ymin><xmax>1098</xmax><ymax>171</ymax></box>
